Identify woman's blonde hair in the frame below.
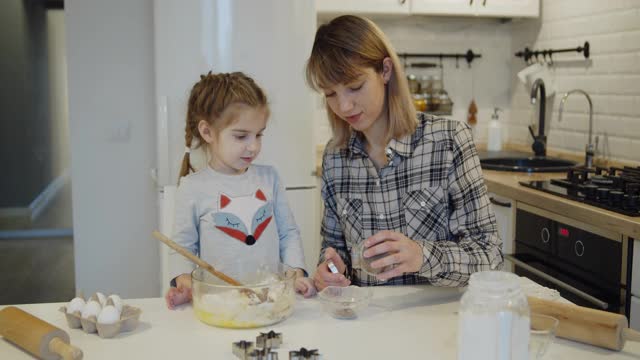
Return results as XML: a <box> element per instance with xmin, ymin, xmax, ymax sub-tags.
<box><xmin>180</xmin><ymin>71</ymin><xmax>268</xmax><ymax>180</ymax></box>
<box><xmin>305</xmin><ymin>15</ymin><xmax>416</xmax><ymax>149</ymax></box>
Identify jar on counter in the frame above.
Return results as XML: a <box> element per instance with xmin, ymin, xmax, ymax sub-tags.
<box><xmin>407</xmin><ymin>74</ymin><xmax>420</xmax><ymax>94</ymax></box>
<box><xmin>458</xmin><ymin>271</ymin><xmax>530</xmax><ymax>360</ymax></box>
<box><xmin>412</xmin><ymin>94</ymin><xmax>427</xmax><ymax>112</ymax></box>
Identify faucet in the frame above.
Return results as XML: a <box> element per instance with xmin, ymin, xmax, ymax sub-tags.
<box><xmin>529</xmin><ymin>78</ymin><xmax>546</xmax><ymax>157</ymax></box>
<box><xmin>558</xmin><ymin>89</ymin><xmax>597</xmax><ymax>168</ymax></box>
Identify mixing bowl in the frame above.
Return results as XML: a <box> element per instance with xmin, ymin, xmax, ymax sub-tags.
<box><xmin>318</xmin><ymin>285</ymin><xmax>373</xmax><ymax>319</ymax></box>
<box><xmin>191</xmin><ymin>263</ymin><xmax>295</xmax><ymax>328</ymax></box>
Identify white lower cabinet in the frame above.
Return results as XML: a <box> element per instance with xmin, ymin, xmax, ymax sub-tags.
<box><xmin>488</xmin><ymin>193</ymin><xmax>515</xmax><ymax>272</ymax></box>
<box><xmin>631</xmin><ymin>240</ymin><xmax>640</xmax><ymax>330</ymax></box>
<box><xmin>631</xmin><ymin>296</ymin><xmax>640</xmax><ymax>330</ymax></box>
<box><xmin>488</xmin><ymin>192</ymin><xmax>515</xmax><ymax>255</ymax></box>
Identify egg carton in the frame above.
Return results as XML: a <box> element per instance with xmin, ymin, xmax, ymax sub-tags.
<box><xmin>59</xmin><ymin>304</ymin><xmax>142</xmax><ymax>339</ymax></box>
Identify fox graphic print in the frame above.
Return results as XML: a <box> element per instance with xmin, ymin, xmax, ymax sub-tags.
<box><xmin>213</xmin><ymin>189</ymin><xmax>273</xmax><ymax>246</ymax></box>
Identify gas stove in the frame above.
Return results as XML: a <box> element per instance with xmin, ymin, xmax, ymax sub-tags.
<box><xmin>519</xmin><ymin>166</ymin><xmax>640</xmax><ymax>217</ymax></box>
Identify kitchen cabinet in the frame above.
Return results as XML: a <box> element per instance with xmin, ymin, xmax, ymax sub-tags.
<box><xmin>488</xmin><ymin>192</ymin><xmax>515</xmax><ymax>255</ymax></box>
<box><xmin>316</xmin><ymin>0</ymin><xmax>539</xmax><ymax>18</ymax></box>
<box><xmin>316</xmin><ymin>0</ymin><xmax>410</xmax><ymax>15</ymax></box>
<box><xmin>411</xmin><ymin>0</ymin><xmax>539</xmax><ymax>17</ymax></box>
<box><xmin>489</xmin><ymin>192</ymin><xmax>515</xmax><ymax>273</ymax></box>
<box><xmin>632</xmin><ymin>239</ymin><xmax>640</xmax><ymax>330</ymax></box>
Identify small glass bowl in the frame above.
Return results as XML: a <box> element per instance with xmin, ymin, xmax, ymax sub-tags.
<box><xmin>529</xmin><ymin>313</ymin><xmax>559</xmax><ymax>359</ymax></box>
<box><xmin>351</xmin><ymin>241</ymin><xmax>393</xmax><ymax>276</ymax></box>
<box><xmin>318</xmin><ymin>285</ymin><xmax>373</xmax><ymax>319</ymax></box>
<box><xmin>191</xmin><ymin>263</ymin><xmax>295</xmax><ymax>329</ymax></box>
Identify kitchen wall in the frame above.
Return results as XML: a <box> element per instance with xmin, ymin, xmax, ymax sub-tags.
<box><xmin>313</xmin><ymin>15</ymin><xmax>514</xmax><ymax>148</ymax></box>
<box><xmin>66</xmin><ymin>0</ymin><xmax>159</xmax><ymax>298</ymax></box>
<box><xmin>509</xmin><ymin>1</ymin><xmax>640</xmax><ymax>163</ymax></box>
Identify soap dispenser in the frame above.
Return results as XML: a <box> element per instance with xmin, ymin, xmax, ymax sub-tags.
<box><xmin>487</xmin><ymin>107</ymin><xmax>503</xmax><ymax>152</ymax></box>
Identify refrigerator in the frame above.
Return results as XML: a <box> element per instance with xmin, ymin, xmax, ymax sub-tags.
<box><xmin>152</xmin><ymin>0</ymin><xmax>319</xmax><ymax>295</ymax></box>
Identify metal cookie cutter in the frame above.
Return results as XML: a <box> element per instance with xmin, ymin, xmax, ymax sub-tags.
<box><xmin>233</xmin><ymin>340</ymin><xmax>255</xmax><ymax>359</ymax></box>
<box><xmin>248</xmin><ymin>348</ymin><xmax>279</xmax><ymax>360</ymax></box>
<box><xmin>289</xmin><ymin>347</ymin><xmax>320</xmax><ymax>360</ymax></box>
<box><xmin>256</xmin><ymin>330</ymin><xmax>283</xmax><ymax>349</ymax></box>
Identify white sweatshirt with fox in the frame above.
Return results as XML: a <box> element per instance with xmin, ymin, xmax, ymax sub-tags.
<box><xmin>168</xmin><ymin>164</ymin><xmax>307</xmax><ymax>282</ymax></box>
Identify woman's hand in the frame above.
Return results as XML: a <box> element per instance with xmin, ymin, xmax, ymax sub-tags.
<box><xmin>313</xmin><ymin>247</ymin><xmax>351</xmax><ymax>291</ymax></box>
<box><xmin>165</xmin><ymin>273</ymin><xmax>193</xmax><ymax>310</ymax></box>
<box><xmin>364</xmin><ymin>230</ymin><xmax>423</xmax><ymax>281</ymax></box>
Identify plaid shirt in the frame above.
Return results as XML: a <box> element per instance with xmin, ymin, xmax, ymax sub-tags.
<box><xmin>320</xmin><ymin>113</ymin><xmax>503</xmax><ymax>287</ymax></box>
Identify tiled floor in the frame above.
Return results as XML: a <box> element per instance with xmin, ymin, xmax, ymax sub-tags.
<box><xmin>0</xmin><ymin>182</ymin><xmax>75</xmax><ymax>305</ymax></box>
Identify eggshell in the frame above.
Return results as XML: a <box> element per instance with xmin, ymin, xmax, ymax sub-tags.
<box><xmin>67</xmin><ymin>297</ymin><xmax>86</xmax><ymax>314</ymax></box>
<box><xmin>94</xmin><ymin>292</ymin><xmax>107</xmax><ymax>306</ymax></box>
<box><xmin>107</xmin><ymin>294</ymin><xmax>123</xmax><ymax>312</ymax></box>
<box><xmin>81</xmin><ymin>300</ymin><xmax>102</xmax><ymax>319</ymax></box>
<box><xmin>97</xmin><ymin>305</ymin><xmax>121</xmax><ymax>325</ymax></box>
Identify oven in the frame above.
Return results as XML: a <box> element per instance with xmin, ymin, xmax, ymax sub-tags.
<box><xmin>506</xmin><ymin>203</ymin><xmax>630</xmax><ymax>315</ymax></box>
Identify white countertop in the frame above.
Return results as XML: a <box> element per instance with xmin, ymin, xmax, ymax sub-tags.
<box><xmin>2</xmin><ymin>286</ymin><xmax>640</xmax><ymax>359</ymax></box>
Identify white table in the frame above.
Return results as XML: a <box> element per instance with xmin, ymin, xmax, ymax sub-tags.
<box><xmin>2</xmin><ymin>286</ymin><xmax>640</xmax><ymax>359</ymax></box>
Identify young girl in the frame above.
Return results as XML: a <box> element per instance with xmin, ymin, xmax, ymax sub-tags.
<box><xmin>165</xmin><ymin>71</ymin><xmax>315</xmax><ymax>309</ymax></box>
<box><xmin>306</xmin><ymin>15</ymin><xmax>503</xmax><ymax>290</ymax></box>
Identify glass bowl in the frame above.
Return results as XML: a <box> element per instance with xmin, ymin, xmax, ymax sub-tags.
<box><xmin>318</xmin><ymin>285</ymin><xmax>373</xmax><ymax>319</ymax></box>
<box><xmin>351</xmin><ymin>241</ymin><xmax>393</xmax><ymax>276</ymax></box>
<box><xmin>191</xmin><ymin>263</ymin><xmax>295</xmax><ymax>329</ymax></box>
<box><xmin>529</xmin><ymin>313</ymin><xmax>559</xmax><ymax>359</ymax></box>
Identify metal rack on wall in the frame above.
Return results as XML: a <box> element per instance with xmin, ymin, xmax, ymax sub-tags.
<box><xmin>398</xmin><ymin>49</ymin><xmax>482</xmax><ymax>68</ymax></box>
<box><xmin>399</xmin><ymin>49</ymin><xmax>482</xmax><ymax>117</ymax></box>
<box><xmin>515</xmin><ymin>41</ymin><xmax>590</xmax><ymax>65</ymax></box>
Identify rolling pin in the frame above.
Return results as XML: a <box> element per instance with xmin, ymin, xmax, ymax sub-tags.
<box><xmin>528</xmin><ymin>296</ymin><xmax>640</xmax><ymax>351</ymax></box>
<box><xmin>0</xmin><ymin>306</ymin><xmax>83</xmax><ymax>360</ymax></box>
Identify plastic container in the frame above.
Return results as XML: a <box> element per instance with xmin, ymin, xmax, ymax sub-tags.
<box><xmin>458</xmin><ymin>271</ymin><xmax>530</xmax><ymax>360</ymax></box>
<box><xmin>191</xmin><ymin>263</ymin><xmax>295</xmax><ymax>329</ymax></box>
<box><xmin>318</xmin><ymin>286</ymin><xmax>373</xmax><ymax>319</ymax></box>
<box><xmin>487</xmin><ymin>107</ymin><xmax>503</xmax><ymax>151</ymax></box>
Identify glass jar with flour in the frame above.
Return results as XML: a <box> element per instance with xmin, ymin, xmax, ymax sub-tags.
<box><xmin>458</xmin><ymin>271</ymin><xmax>530</xmax><ymax>360</ymax></box>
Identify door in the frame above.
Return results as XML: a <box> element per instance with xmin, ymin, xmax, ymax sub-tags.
<box><xmin>410</xmin><ymin>0</ymin><xmax>477</xmax><ymax>16</ymax></box>
<box><xmin>316</xmin><ymin>0</ymin><xmax>410</xmax><ymax>15</ymax></box>
<box><xmin>475</xmin><ymin>0</ymin><xmax>539</xmax><ymax>17</ymax></box>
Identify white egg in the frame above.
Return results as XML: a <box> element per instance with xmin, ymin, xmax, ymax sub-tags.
<box><xmin>81</xmin><ymin>300</ymin><xmax>102</xmax><ymax>319</ymax></box>
<box><xmin>94</xmin><ymin>292</ymin><xmax>107</xmax><ymax>306</ymax></box>
<box><xmin>66</xmin><ymin>297</ymin><xmax>86</xmax><ymax>314</ymax></box>
<box><xmin>97</xmin><ymin>305</ymin><xmax>121</xmax><ymax>325</ymax></box>
<box><xmin>107</xmin><ymin>294</ymin><xmax>123</xmax><ymax>313</ymax></box>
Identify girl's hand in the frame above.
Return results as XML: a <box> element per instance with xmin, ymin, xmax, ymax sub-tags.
<box><xmin>295</xmin><ymin>276</ymin><xmax>317</xmax><ymax>298</ymax></box>
<box><xmin>364</xmin><ymin>230</ymin><xmax>423</xmax><ymax>282</ymax></box>
<box><xmin>313</xmin><ymin>247</ymin><xmax>351</xmax><ymax>291</ymax></box>
<box><xmin>165</xmin><ymin>273</ymin><xmax>193</xmax><ymax>310</ymax></box>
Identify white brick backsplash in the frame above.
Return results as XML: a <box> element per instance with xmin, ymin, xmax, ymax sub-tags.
<box><xmin>542</xmin><ymin>0</ymin><xmax>639</xmax><ymax>23</ymax></box>
<box><xmin>510</xmin><ymin>1</ymin><xmax>640</xmax><ymax>162</ymax></box>
<box><xmin>539</xmin><ymin>9</ymin><xmax>640</xmax><ymax>41</ymax></box>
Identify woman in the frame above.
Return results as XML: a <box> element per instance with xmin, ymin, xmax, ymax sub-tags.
<box><xmin>306</xmin><ymin>15</ymin><xmax>503</xmax><ymax>290</ymax></box>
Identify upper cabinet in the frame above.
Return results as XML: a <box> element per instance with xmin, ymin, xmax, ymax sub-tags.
<box><xmin>317</xmin><ymin>0</ymin><xmax>539</xmax><ymax>18</ymax></box>
<box><xmin>316</xmin><ymin>0</ymin><xmax>410</xmax><ymax>15</ymax></box>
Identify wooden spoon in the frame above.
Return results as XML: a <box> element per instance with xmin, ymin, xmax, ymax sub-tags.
<box><xmin>153</xmin><ymin>230</ymin><xmax>242</xmax><ymax>285</ymax></box>
<box><xmin>152</xmin><ymin>231</ymin><xmax>268</xmax><ymax>302</ymax></box>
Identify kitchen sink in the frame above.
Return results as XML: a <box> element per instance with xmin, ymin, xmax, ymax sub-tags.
<box><xmin>480</xmin><ymin>156</ymin><xmax>577</xmax><ymax>173</ymax></box>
